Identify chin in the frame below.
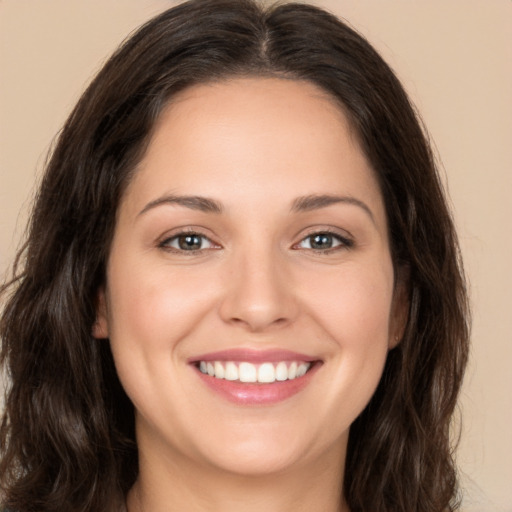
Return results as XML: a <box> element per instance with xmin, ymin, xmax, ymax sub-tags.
<box><xmin>191</xmin><ymin>421</ymin><xmax>344</xmax><ymax>477</ymax></box>
<box><xmin>202</xmin><ymin>444</ymin><xmax>305</xmax><ymax>477</ymax></box>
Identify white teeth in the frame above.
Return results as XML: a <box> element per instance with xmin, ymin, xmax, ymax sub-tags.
<box><xmin>258</xmin><ymin>363</ymin><xmax>275</xmax><ymax>383</ymax></box>
<box><xmin>225</xmin><ymin>362</ymin><xmax>238</xmax><ymax>381</ymax></box>
<box><xmin>239</xmin><ymin>362</ymin><xmax>257</xmax><ymax>382</ymax></box>
<box><xmin>275</xmin><ymin>362</ymin><xmax>288</xmax><ymax>381</ymax></box>
<box><xmin>288</xmin><ymin>362</ymin><xmax>297</xmax><ymax>379</ymax></box>
<box><xmin>296</xmin><ymin>363</ymin><xmax>308</xmax><ymax>377</ymax></box>
<box><xmin>214</xmin><ymin>361</ymin><xmax>225</xmax><ymax>379</ymax></box>
<box><xmin>198</xmin><ymin>360</ymin><xmax>312</xmax><ymax>383</ymax></box>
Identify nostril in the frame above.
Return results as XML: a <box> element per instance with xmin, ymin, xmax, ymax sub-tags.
<box><xmin>228</xmin><ymin>315</ymin><xmax>289</xmax><ymax>331</ymax></box>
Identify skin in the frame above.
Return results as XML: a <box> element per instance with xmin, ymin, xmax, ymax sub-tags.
<box><xmin>94</xmin><ymin>77</ymin><xmax>407</xmax><ymax>512</ymax></box>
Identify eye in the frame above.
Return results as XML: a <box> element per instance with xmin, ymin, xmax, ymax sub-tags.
<box><xmin>296</xmin><ymin>232</ymin><xmax>352</xmax><ymax>251</ymax></box>
<box><xmin>159</xmin><ymin>232</ymin><xmax>217</xmax><ymax>252</ymax></box>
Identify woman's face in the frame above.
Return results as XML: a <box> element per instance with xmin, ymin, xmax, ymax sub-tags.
<box><xmin>95</xmin><ymin>78</ymin><xmax>406</xmax><ymax>477</ymax></box>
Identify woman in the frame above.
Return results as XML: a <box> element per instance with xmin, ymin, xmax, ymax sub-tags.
<box><xmin>0</xmin><ymin>1</ymin><xmax>469</xmax><ymax>511</ymax></box>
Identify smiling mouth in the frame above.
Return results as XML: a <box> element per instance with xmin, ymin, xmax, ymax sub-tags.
<box><xmin>189</xmin><ymin>349</ymin><xmax>321</xmax><ymax>404</ymax></box>
<box><xmin>196</xmin><ymin>360</ymin><xmax>313</xmax><ymax>383</ymax></box>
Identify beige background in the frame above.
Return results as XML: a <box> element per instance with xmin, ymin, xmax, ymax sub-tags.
<box><xmin>1</xmin><ymin>1</ymin><xmax>511</xmax><ymax>510</ymax></box>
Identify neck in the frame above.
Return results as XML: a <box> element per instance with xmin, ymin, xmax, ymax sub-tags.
<box><xmin>127</xmin><ymin>433</ymin><xmax>349</xmax><ymax>512</ymax></box>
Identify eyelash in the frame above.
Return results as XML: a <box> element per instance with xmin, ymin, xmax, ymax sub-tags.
<box><xmin>158</xmin><ymin>229</ymin><xmax>354</xmax><ymax>254</ymax></box>
<box><xmin>158</xmin><ymin>230</ymin><xmax>219</xmax><ymax>253</ymax></box>
<box><xmin>293</xmin><ymin>230</ymin><xmax>354</xmax><ymax>253</ymax></box>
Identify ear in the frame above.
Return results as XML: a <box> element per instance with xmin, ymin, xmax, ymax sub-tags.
<box><xmin>388</xmin><ymin>265</ymin><xmax>410</xmax><ymax>349</ymax></box>
<box><xmin>92</xmin><ymin>286</ymin><xmax>109</xmax><ymax>339</ymax></box>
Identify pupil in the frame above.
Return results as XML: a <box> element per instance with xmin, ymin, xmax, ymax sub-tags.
<box><xmin>179</xmin><ymin>234</ymin><xmax>201</xmax><ymax>250</ymax></box>
<box><xmin>311</xmin><ymin>234</ymin><xmax>332</xmax><ymax>249</ymax></box>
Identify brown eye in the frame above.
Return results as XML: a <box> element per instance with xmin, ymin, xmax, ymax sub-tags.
<box><xmin>177</xmin><ymin>234</ymin><xmax>203</xmax><ymax>250</ymax></box>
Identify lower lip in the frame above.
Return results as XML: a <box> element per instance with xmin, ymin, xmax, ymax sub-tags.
<box><xmin>193</xmin><ymin>363</ymin><xmax>320</xmax><ymax>405</ymax></box>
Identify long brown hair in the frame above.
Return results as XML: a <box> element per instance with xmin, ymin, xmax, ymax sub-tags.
<box><xmin>0</xmin><ymin>1</ymin><xmax>469</xmax><ymax>511</ymax></box>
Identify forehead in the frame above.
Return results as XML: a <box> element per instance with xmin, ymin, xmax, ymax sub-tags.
<box><xmin>122</xmin><ymin>77</ymin><xmax>385</xmax><ymax>226</ymax></box>
<box><xmin>150</xmin><ymin>77</ymin><xmax>356</xmax><ymax>160</ymax></box>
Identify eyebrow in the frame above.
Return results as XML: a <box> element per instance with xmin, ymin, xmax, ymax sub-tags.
<box><xmin>291</xmin><ymin>194</ymin><xmax>375</xmax><ymax>223</ymax></box>
<box><xmin>138</xmin><ymin>193</ymin><xmax>375</xmax><ymax>223</ymax></box>
<box><xmin>138</xmin><ymin>194</ymin><xmax>223</xmax><ymax>216</ymax></box>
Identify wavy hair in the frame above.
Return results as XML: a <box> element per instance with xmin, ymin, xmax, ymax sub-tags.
<box><xmin>0</xmin><ymin>1</ymin><xmax>469</xmax><ymax>511</ymax></box>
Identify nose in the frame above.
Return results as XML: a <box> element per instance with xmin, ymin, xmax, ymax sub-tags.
<box><xmin>219</xmin><ymin>249</ymin><xmax>298</xmax><ymax>332</ymax></box>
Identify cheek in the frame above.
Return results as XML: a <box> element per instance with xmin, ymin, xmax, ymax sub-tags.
<box><xmin>301</xmin><ymin>260</ymin><xmax>394</xmax><ymax>346</ymax></box>
<box><xmin>106</xmin><ymin>260</ymin><xmax>220</xmax><ymax>356</ymax></box>
<box><xmin>104</xmin><ymin>261</ymin><xmax>220</xmax><ymax>416</ymax></box>
<box><xmin>299</xmin><ymin>261</ymin><xmax>394</xmax><ymax>409</ymax></box>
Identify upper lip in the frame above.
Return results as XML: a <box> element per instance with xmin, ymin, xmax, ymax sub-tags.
<box><xmin>188</xmin><ymin>348</ymin><xmax>320</xmax><ymax>364</ymax></box>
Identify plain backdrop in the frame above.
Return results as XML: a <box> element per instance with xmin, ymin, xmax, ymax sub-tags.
<box><xmin>1</xmin><ymin>1</ymin><xmax>511</xmax><ymax>511</ymax></box>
